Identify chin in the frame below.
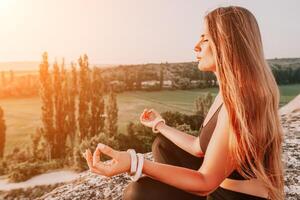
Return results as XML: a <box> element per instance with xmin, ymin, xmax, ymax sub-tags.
<box><xmin>198</xmin><ymin>63</ymin><xmax>211</xmax><ymax>72</ymax></box>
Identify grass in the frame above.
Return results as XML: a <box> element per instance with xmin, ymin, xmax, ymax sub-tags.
<box><xmin>278</xmin><ymin>84</ymin><xmax>300</xmax><ymax>105</ymax></box>
<box><xmin>0</xmin><ymin>84</ymin><xmax>299</xmax><ymax>155</ymax></box>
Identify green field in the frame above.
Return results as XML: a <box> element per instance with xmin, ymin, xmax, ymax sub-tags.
<box><xmin>0</xmin><ymin>84</ymin><xmax>299</xmax><ymax>155</ymax></box>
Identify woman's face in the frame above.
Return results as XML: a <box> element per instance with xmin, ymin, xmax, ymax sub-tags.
<box><xmin>194</xmin><ymin>20</ymin><xmax>216</xmax><ymax>72</ymax></box>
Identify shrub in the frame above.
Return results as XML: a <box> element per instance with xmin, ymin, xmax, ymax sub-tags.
<box><xmin>195</xmin><ymin>92</ymin><xmax>213</xmax><ymax>117</ymax></box>
<box><xmin>117</xmin><ymin>122</ymin><xmax>155</xmax><ymax>153</ymax></box>
<box><xmin>7</xmin><ymin>160</ymin><xmax>63</xmax><ymax>183</ymax></box>
<box><xmin>175</xmin><ymin>123</ymin><xmax>198</xmax><ymax>136</ymax></box>
<box><xmin>161</xmin><ymin>111</ymin><xmax>204</xmax><ymax>131</ymax></box>
<box><xmin>0</xmin><ymin>159</ymin><xmax>7</xmax><ymax>175</ymax></box>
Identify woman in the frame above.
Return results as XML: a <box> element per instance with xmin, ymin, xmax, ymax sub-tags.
<box><xmin>83</xmin><ymin>6</ymin><xmax>284</xmax><ymax>200</ymax></box>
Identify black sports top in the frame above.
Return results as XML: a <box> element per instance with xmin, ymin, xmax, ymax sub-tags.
<box><xmin>199</xmin><ymin>103</ymin><xmax>255</xmax><ymax>180</ymax></box>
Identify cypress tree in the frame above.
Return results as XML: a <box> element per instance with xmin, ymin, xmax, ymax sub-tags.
<box><xmin>60</xmin><ymin>59</ymin><xmax>69</xmax><ymax>157</ymax></box>
<box><xmin>0</xmin><ymin>106</ymin><xmax>6</xmax><ymax>158</ymax></box>
<box><xmin>90</xmin><ymin>67</ymin><xmax>105</xmax><ymax>137</ymax></box>
<box><xmin>78</xmin><ymin>55</ymin><xmax>90</xmax><ymax>140</ymax></box>
<box><xmin>106</xmin><ymin>85</ymin><xmax>118</xmax><ymax>137</ymax></box>
<box><xmin>159</xmin><ymin>65</ymin><xmax>164</xmax><ymax>89</ymax></box>
<box><xmin>53</xmin><ymin>61</ymin><xmax>63</xmax><ymax>158</ymax></box>
<box><xmin>68</xmin><ymin>62</ymin><xmax>78</xmax><ymax>151</ymax></box>
<box><xmin>39</xmin><ymin>52</ymin><xmax>55</xmax><ymax>160</ymax></box>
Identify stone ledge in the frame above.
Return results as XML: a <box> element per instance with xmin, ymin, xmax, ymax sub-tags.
<box><xmin>38</xmin><ymin>112</ymin><xmax>299</xmax><ymax>200</ymax></box>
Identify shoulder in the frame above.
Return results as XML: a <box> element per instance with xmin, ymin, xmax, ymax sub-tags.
<box><xmin>211</xmin><ymin>104</ymin><xmax>230</xmax><ymax>146</ymax></box>
<box><xmin>198</xmin><ymin>103</ymin><xmax>236</xmax><ymax>191</ymax></box>
<box><xmin>217</xmin><ymin>104</ymin><xmax>229</xmax><ymax>130</ymax></box>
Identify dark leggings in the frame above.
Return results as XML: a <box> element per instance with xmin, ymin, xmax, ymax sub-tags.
<box><xmin>122</xmin><ymin>133</ymin><xmax>268</xmax><ymax>200</ymax></box>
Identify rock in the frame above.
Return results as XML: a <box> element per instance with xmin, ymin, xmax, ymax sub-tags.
<box><xmin>281</xmin><ymin>111</ymin><xmax>300</xmax><ymax>199</ymax></box>
<box><xmin>8</xmin><ymin>96</ymin><xmax>300</xmax><ymax>200</ymax></box>
<box><xmin>279</xmin><ymin>94</ymin><xmax>300</xmax><ymax>116</ymax></box>
<box><xmin>38</xmin><ymin>153</ymin><xmax>154</xmax><ymax>200</ymax></box>
<box><xmin>38</xmin><ymin>110</ymin><xmax>300</xmax><ymax>200</ymax></box>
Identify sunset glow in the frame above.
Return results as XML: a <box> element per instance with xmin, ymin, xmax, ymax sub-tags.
<box><xmin>0</xmin><ymin>0</ymin><xmax>299</xmax><ymax>66</ymax></box>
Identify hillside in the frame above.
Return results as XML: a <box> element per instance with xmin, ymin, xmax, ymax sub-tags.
<box><xmin>1</xmin><ymin>57</ymin><xmax>299</xmax><ymax>72</ymax></box>
<box><xmin>0</xmin><ymin>95</ymin><xmax>297</xmax><ymax>200</ymax></box>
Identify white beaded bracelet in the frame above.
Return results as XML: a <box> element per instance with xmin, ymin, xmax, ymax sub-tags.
<box><xmin>152</xmin><ymin>118</ymin><xmax>166</xmax><ymax>133</ymax></box>
<box><xmin>131</xmin><ymin>153</ymin><xmax>144</xmax><ymax>182</ymax></box>
<box><xmin>127</xmin><ymin>149</ymin><xmax>137</xmax><ymax>176</ymax></box>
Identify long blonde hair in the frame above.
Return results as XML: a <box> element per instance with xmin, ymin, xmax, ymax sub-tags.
<box><xmin>205</xmin><ymin>6</ymin><xmax>284</xmax><ymax>200</ymax></box>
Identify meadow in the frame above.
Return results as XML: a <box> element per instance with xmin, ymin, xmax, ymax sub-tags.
<box><xmin>0</xmin><ymin>84</ymin><xmax>299</xmax><ymax>155</ymax></box>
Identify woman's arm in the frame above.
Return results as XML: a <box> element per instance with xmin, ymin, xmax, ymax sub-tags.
<box><xmin>142</xmin><ymin>106</ymin><xmax>236</xmax><ymax>196</ymax></box>
<box><xmin>154</xmin><ymin>92</ymin><xmax>223</xmax><ymax>157</ymax></box>
<box><xmin>143</xmin><ymin>159</ymin><xmax>210</xmax><ymax>196</ymax></box>
<box><xmin>155</xmin><ymin>122</ymin><xmax>204</xmax><ymax>157</ymax></box>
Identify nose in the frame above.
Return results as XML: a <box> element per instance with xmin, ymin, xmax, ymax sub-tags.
<box><xmin>194</xmin><ymin>40</ymin><xmax>201</xmax><ymax>52</ymax></box>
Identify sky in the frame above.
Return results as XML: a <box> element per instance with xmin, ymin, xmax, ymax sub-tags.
<box><xmin>0</xmin><ymin>0</ymin><xmax>299</xmax><ymax>65</ymax></box>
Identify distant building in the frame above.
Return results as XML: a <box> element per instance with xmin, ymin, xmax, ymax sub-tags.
<box><xmin>141</xmin><ymin>80</ymin><xmax>160</xmax><ymax>86</ymax></box>
<box><xmin>162</xmin><ymin>80</ymin><xmax>172</xmax><ymax>88</ymax></box>
<box><xmin>191</xmin><ymin>80</ymin><xmax>201</xmax><ymax>87</ymax></box>
<box><xmin>141</xmin><ymin>80</ymin><xmax>173</xmax><ymax>89</ymax></box>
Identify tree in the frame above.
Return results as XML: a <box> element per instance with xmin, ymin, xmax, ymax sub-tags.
<box><xmin>30</xmin><ymin>128</ymin><xmax>47</xmax><ymax>161</ymax></box>
<box><xmin>0</xmin><ymin>106</ymin><xmax>6</xmax><ymax>158</ymax></box>
<box><xmin>53</xmin><ymin>61</ymin><xmax>68</xmax><ymax>158</ymax></box>
<box><xmin>127</xmin><ymin>122</ymin><xmax>135</xmax><ymax>136</ymax></box>
<box><xmin>135</xmin><ymin>70</ymin><xmax>142</xmax><ymax>90</ymax></box>
<box><xmin>124</xmin><ymin>68</ymin><xmax>134</xmax><ymax>90</ymax></box>
<box><xmin>58</xmin><ymin>60</ymin><xmax>69</xmax><ymax>158</ymax></box>
<box><xmin>39</xmin><ymin>52</ymin><xmax>55</xmax><ymax>160</ymax></box>
<box><xmin>53</xmin><ymin>61</ymin><xmax>63</xmax><ymax>158</ymax></box>
<box><xmin>159</xmin><ymin>64</ymin><xmax>164</xmax><ymax>89</ymax></box>
<box><xmin>90</xmin><ymin>67</ymin><xmax>105</xmax><ymax>138</ymax></box>
<box><xmin>78</xmin><ymin>54</ymin><xmax>91</xmax><ymax>140</ymax></box>
<box><xmin>68</xmin><ymin>62</ymin><xmax>78</xmax><ymax>151</ymax></box>
<box><xmin>106</xmin><ymin>86</ymin><xmax>118</xmax><ymax>137</ymax></box>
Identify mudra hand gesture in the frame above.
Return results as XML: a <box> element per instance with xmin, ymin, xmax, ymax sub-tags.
<box><xmin>82</xmin><ymin>108</ymin><xmax>165</xmax><ymax>178</ymax></box>
<box><xmin>82</xmin><ymin>143</ymin><xmax>131</xmax><ymax>177</ymax></box>
<box><xmin>139</xmin><ymin>108</ymin><xmax>166</xmax><ymax>133</ymax></box>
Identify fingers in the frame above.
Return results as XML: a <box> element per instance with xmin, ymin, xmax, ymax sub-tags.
<box><xmin>93</xmin><ymin>148</ymin><xmax>101</xmax><ymax>166</ymax></box>
<box><xmin>144</xmin><ymin>108</ymin><xmax>160</xmax><ymax>121</ymax></box>
<box><xmin>139</xmin><ymin>108</ymin><xmax>148</xmax><ymax>122</ymax></box>
<box><xmin>149</xmin><ymin>108</ymin><xmax>159</xmax><ymax>116</ymax></box>
<box><xmin>147</xmin><ymin>109</ymin><xmax>156</xmax><ymax>120</ymax></box>
<box><xmin>85</xmin><ymin>149</ymin><xmax>94</xmax><ymax>169</ymax></box>
<box><xmin>90</xmin><ymin>166</ymin><xmax>107</xmax><ymax>175</ymax></box>
<box><xmin>97</xmin><ymin>143</ymin><xmax>118</xmax><ymax>159</ymax></box>
<box><xmin>83</xmin><ymin>148</ymin><xmax>111</xmax><ymax>176</ymax></box>
<box><xmin>140</xmin><ymin>108</ymin><xmax>156</xmax><ymax>121</ymax></box>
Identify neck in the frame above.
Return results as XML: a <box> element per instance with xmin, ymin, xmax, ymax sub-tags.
<box><xmin>213</xmin><ymin>71</ymin><xmax>219</xmax><ymax>83</ymax></box>
<box><xmin>213</xmin><ymin>71</ymin><xmax>223</xmax><ymax>103</ymax></box>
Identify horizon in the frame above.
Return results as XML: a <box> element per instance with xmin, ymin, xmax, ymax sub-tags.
<box><xmin>1</xmin><ymin>57</ymin><xmax>299</xmax><ymax>72</ymax></box>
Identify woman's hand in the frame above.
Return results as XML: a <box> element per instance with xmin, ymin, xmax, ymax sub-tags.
<box><xmin>139</xmin><ymin>108</ymin><xmax>164</xmax><ymax>129</ymax></box>
<box><xmin>82</xmin><ymin>143</ymin><xmax>131</xmax><ymax>177</ymax></box>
